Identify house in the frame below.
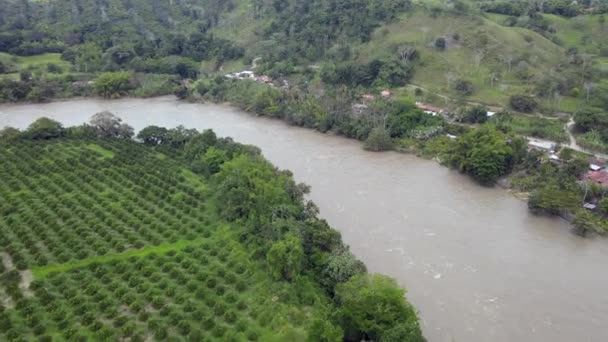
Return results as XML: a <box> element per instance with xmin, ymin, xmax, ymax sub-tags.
<box><xmin>446</xmin><ymin>134</ymin><xmax>457</xmax><ymax>140</ymax></box>
<box><xmin>486</xmin><ymin>111</ymin><xmax>496</xmax><ymax>117</ymax></box>
<box><xmin>415</xmin><ymin>102</ymin><xmax>444</xmax><ymax>116</ymax></box>
<box><xmin>584</xmin><ymin>170</ymin><xmax>608</xmax><ymax>187</ymax></box>
<box><xmin>381</xmin><ymin>90</ymin><xmax>392</xmax><ymax>98</ymax></box>
<box><xmin>549</xmin><ymin>154</ymin><xmax>561</xmax><ymax>163</ymax></box>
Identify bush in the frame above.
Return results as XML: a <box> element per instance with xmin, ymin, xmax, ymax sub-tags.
<box><xmin>364</xmin><ymin>127</ymin><xmax>393</xmax><ymax>152</ymax></box>
<box><xmin>94</xmin><ymin>72</ymin><xmax>134</xmax><ymax>98</ymax></box>
<box><xmin>434</xmin><ymin>37</ymin><xmax>447</xmax><ymax>50</ymax></box>
<box><xmin>462</xmin><ymin>105</ymin><xmax>488</xmax><ymax>124</ymax></box>
<box><xmin>509</xmin><ymin>95</ymin><xmax>538</xmax><ymax>113</ymax></box>
<box><xmin>26</xmin><ymin>117</ymin><xmax>65</xmax><ymax>140</ymax></box>
<box><xmin>453</xmin><ymin>79</ymin><xmax>474</xmax><ymax>96</ymax></box>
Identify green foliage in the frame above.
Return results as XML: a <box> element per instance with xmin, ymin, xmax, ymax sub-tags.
<box><xmin>307</xmin><ymin>315</ymin><xmax>344</xmax><ymax>342</ymax></box>
<box><xmin>509</xmin><ymin>95</ymin><xmax>538</xmax><ymax>113</ymax></box>
<box><xmin>453</xmin><ymin>79</ymin><xmax>474</xmax><ymax>96</ymax></box>
<box><xmin>25</xmin><ymin>117</ymin><xmax>65</xmax><ymax>140</ymax></box>
<box><xmin>137</xmin><ymin>126</ymin><xmax>169</xmax><ymax>146</ymax></box>
<box><xmin>94</xmin><ymin>72</ymin><xmax>134</xmax><ymax>98</ymax></box>
<box><xmin>322</xmin><ymin>248</ymin><xmax>367</xmax><ymax>292</ymax></box>
<box><xmin>434</xmin><ymin>37</ymin><xmax>447</xmax><ymax>50</ymax></box>
<box><xmin>491</xmin><ymin>113</ymin><xmax>569</xmax><ymax>142</ymax></box>
<box><xmin>0</xmin><ymin>124</ymin><xmax>418</xmax><ymax>341</ymax></box>
<box><xmin>336</xmin><ymin>274</ymin><xmax>422</xmax><ymax>342</ymax></box>
<box><xmin>267</xmin><ymin>234</ymin><xmax>305</xmax><ymax>281</ymax></box>
<box><xmin>446</xmin><ymin>126</ymin><xmax>523</xmax><ymax>183</ymax></box>
<box><xmin>462</xmin><ymin>105</ymin><xmax>489</xmax><ymax>124</ymax></box>
<box><xmin>599</xmin><ymin>198</ymin><xmax>608</xmax><ymax>216</ymax></box>
<box><xmin>213</xmin><ymin>155</ymin><xmax>292</xmax><ymax>221</ymax></box>
<box><xmin>572</xmin><ymin>210</ymin><xmax>608</xmax><ymax>235</ymax></box>
<box><xmin>528</xmin><ymin>183</ymin><xmax>581</xmax><ymax>215</ymax></box>
<box><xmin>364</xmin><ymin>127</ymin><xmax>394</xmax><ymax>151</ymax></box>
<box><xmin>574</xmin><ymin>109</ymin><xmax>608</xmax><ymax>149</ymax></box>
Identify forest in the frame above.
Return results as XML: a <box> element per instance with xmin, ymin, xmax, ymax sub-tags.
<box><xmin>0</xmin><ymin>114</ymin><xmax>423</xmax><ymax>341</ymax></box>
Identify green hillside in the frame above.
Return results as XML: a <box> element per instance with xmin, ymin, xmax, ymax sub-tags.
<box><xmin>355</xmin><ymin>9</ymin><xmax>567</xmax><ymax>108</ymax></box>
<box><xmin>1</xmin><ymin>0</ymin><xmax>608</xmax><ymax>122</ymax></box>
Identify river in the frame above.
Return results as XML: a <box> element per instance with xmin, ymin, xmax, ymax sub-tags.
<box><xmin>1</xmin><ymin>96</ymin><xmax>607</xmax><ymax>342</ymax></box>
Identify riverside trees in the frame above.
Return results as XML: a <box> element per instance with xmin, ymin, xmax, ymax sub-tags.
<box><xmin>446</xmin><ymin>126</ymin><xmax>526</xmax><ymax>183</ymax></box>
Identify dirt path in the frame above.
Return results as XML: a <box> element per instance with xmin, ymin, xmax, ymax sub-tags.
<box><xmin>251</xmin><ymin>57</ymin><xmax>261</xmax><ymax>70</ymax></box>
<box><xmin>1</xmin><ymin>252</ymin><xmax>14</xmax><ymax>270</ymax></box>
<box><xmin>19</xmin><ymin>270</ymin><xmax>34</xmax><ymax>297</ymax></box>
<box><xmin>565</xmin><ymin>118</ymin><xmax>608</xmax><ymax>159</ymax></box>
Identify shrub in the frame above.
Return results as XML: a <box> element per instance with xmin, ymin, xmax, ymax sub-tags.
<box><xmin>364</xmin><ymin>127</ymin><xmax>393</xmax><ymax>152</ymax></box>
<box><xmin>94</xmin><ymin>72</ymin><xmax>134</xmax><ymax>98</ymax></box>
<box><xmin>454</xmin><ymin>79</ymin><xmax>474</xmax><ymax>96</ymax></box>
<box><xmin>25</xmin><ymin>118</ymin><xmax>65</xmax><ymax>140</ymax></box>
<box><xmin>434</xmin><ymin>37</ymin><xmax>447</xmax><ymax>50</ymax></box>
<box><xmin>509</xmin><ymin>95</ymin><xmax>538</xmax><ymax>113</ymax></box>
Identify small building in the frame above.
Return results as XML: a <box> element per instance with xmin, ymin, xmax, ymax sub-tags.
<box><xmin>486</xmin><ymin>111</ymin><xmax>496</xmax><ymax>117</ymax></box>
<box><xmin>415</xmin><ymin>102</ymin><xmax>445</xmax><ymax>115</ymax></box>
<box><xmin>446</xmin><ymin>134</ymin><xmax>457</xmax><ymax>140</ymax></box>
<box><xmin>583</xmin><ymin>203</ymin><xmax>597</xmax><ymax>211</ymax></box>
<box><xmin>590</xmin><ymin>164</ymin><xmax>602</xmax><ymax>171</ymax></box>
<box><xmin>381</xmin><ymin>90</ymin><xmax>392</xmax><ymax>98</ymax></box>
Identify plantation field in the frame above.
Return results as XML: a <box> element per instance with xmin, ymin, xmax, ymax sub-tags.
<box><xmin>0</xmin><ymin>139</ymin><xmax>329</xmax><ymax>341</ymax></box>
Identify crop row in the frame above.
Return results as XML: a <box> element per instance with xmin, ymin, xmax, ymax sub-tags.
<box><xmin>0</xmin><ymin>141</ymin><xmax>212</xmax><ymax>269</ymax></box>
<box><xmin>1</xmin><ymin>239</ymin><xmax>266</xmax><ymax>341</ymax></box>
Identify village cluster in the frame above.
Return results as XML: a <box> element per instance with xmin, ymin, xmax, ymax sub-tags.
<box><xmin>224</xmin><ymin>71</ymin><xmax>608</xmax><ymax>204</ymax></box>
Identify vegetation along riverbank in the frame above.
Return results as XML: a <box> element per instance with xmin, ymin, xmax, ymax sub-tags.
<box><xmin>1</xmin><ymin>0</ymin><xmax>607</xmax><ymax>235</ymax></box>
<box><xmin>0</xmin><ymin>113</ymin><xmax>424</xmax><ymax>341</ymax></box>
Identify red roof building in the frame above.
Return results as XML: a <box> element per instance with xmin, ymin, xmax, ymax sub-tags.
<box><xmin>585</xmin><ymin>170</ymin><xmax>608</xmax><ymax>187</ymax></box>
<box><xmin>415</xmin><ymin>102</ymin><xmax>444</xmax><ymax>114</ymax></box>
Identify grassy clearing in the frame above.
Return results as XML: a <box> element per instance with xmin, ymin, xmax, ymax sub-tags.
<box><xmin>32</xmin><ymin>238</ymin><xmax>208</xmax><ymax>279</ymax></box>
<box><xmin>355</xmin><ymin>10</ymin><xmax>591</xmax><ymax>113</ymax></box>
<box><xmin>492</xmin><ymin>114</ymin><xmax>569</xmax><ymax>142</ymax></box>
<box><xmin>86</xmin><ymin>143</ymin><xmax>115</xmax><ymax>159</ymax></box>
<box><xmin>0</xmin><ymin>52</ymin><xmax>71</xmax><ymax>70</ymax></box>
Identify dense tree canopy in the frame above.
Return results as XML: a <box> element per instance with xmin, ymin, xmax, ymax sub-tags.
<box><xmin>336</xmin><ymin>274</ymin><xmax>423</xmax><ymax>341</ymax></box>
<box><xmin>447</xmin><ymin>126</ymin><xmax>525</xmax><ymax>183</ymax></box>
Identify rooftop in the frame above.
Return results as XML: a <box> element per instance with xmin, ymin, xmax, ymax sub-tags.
<box><xmin>585</xmin><ymin>170</ymin><xmax>608</xmax><ymax>186</ymax></box>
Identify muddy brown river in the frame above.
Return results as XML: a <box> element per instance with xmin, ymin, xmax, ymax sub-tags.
<box><xmin>1</xmin><ymin>96</ymin><xmax>607</xmax><ymax>342</ymax></box>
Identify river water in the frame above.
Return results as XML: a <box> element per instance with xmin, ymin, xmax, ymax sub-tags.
<box><xmin>1</xmin><ymin>96</ymin><xmax>607</xmax><ymax>342</ymax></box>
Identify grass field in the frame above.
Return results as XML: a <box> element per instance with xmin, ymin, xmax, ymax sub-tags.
<box><xmin>352</xmin><ymin>9</ymin><xmax>592</xmax><ymax>113</ymax></box>
<box><xmin>0</xmin><ymin>53</ymin><xmax>72</xmax><ymax>79</ymax></box>
<box><xmin>0</xmin><ymin>138</ymin><xmax>331</xmax><ymax>341</ymax></box>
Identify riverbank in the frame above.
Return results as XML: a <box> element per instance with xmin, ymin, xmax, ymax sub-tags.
<box><xmin>2</xmin><ymin>96</ymin><xmax>607</xmax><ymax>342</ymax></box>
<box><xmin>4</xmin><ymin>94</ymin><xmax>606</xmax><ymax>234</ymax></box>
